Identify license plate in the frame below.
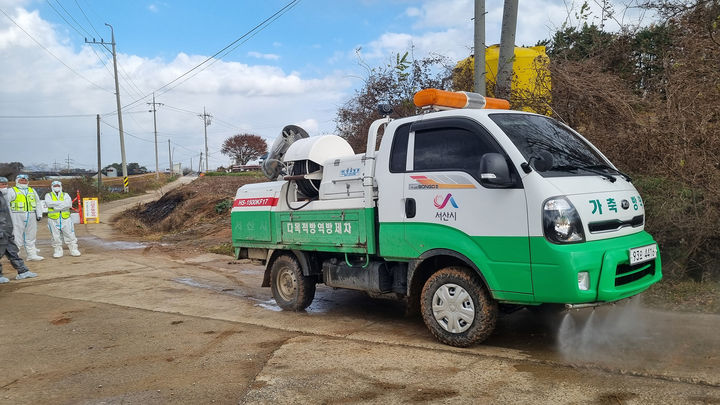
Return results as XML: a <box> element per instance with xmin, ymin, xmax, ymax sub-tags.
<box><xmin>629</xmin><ymin>244</ymin><xmax>657</xmax><ymax>265</ymax></box>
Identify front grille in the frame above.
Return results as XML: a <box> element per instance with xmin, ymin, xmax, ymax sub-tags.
<box><xmin>615</xmin><ymin>261</ymin><xmax>655</xmax><ymax>286</ymax></box>
<box><xmin>589</xmin><ymin>215</ymin><xmax>644</xmax><ymax>233</ymax></box>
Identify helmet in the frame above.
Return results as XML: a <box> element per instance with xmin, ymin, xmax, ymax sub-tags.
<box><xmin>0</xmin><ymin>176</ymin><xmax>8</xmax><ymax>183</ymax></box>
<box><xmin>16</xmin><ymin>174</ymin><xmax>29</xmax><ymax>181</ymax></box>
<box><xmin>51</xmin><ymin>180</ymin><xmax>62</xmax><ymax>187</ymax></box>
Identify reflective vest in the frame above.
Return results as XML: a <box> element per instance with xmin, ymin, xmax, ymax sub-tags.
<box><xmin>10</xmin><ymin>186</ymin><xmax>37</xmax><ymax>212</ymax></box>
<box><xmin>48</xmin><ymin>192</ymin><xmax>71</xmax><ymax>220</ymax></box>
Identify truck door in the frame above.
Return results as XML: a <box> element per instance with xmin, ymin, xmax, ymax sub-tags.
<box><xmin>401</xmin><ymin>117</ymin><xmax>532</xmax><ymax>295</ymax></box>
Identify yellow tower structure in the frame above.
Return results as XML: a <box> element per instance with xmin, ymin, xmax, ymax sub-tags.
<box><xmin>453</xmin><ymin>45</ymin><xmax>551</xmax><ymax>114</ymax></box>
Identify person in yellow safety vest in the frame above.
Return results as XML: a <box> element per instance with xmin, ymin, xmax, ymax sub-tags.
<box><xmin>5</xmin><ymin>174</ymin><xmax>44</xmax><ymax>261</ymax></box>
<box><xmin>44</xmin><ymin>180</ymin><xmax>81</xmax><ymax>258</ymax></box>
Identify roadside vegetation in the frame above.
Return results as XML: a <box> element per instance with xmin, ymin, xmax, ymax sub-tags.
<box><xmin>60</xmin><ymin>174</ymin><xmax>177</xmax><ymax>202</ymax></box>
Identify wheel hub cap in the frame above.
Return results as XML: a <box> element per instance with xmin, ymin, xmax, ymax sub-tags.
<box><xmin>432</xmin><ymin>283</ymin><xmax>475</xmax><ymax>333</ymax></box>
<box><xmin>277</xmin><ymin>268</ymin><xmax>297</xmax><ymax>301</ymax></box>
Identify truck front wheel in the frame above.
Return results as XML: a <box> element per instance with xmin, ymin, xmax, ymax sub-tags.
<box><xmin>421</xmin><ymin>267</ymin><xmax>498</xmax><ymax>347</ymax></box>
<box><xmin>270</xmin><ymin>254</ymin><xmax>316</xmax><ymax>311</ymax></box>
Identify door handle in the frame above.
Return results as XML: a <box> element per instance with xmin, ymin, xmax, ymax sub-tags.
<box><xmin>405</xmin><ymin>198</ymin><xmax>416</xmax><ymax>218</ymax></box>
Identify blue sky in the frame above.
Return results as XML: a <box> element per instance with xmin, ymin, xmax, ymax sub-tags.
<box><xmin>0</xmin><ymin>0</ymin><xmax>653</xmax><ymax>172</ymax></box>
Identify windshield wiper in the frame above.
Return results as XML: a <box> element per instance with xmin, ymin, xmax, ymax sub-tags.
<box><xmin>549</xmin><ymin>165</ymin><xmax>617</xmax><ymax>182</ymax></box>
<box><xmin>582</xmin><ymin>164</ymin><xmax>632</xmax><ymax>182</ymax></box>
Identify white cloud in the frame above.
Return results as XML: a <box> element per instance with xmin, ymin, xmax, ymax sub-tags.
<box><xmin>0</xmin><ymin>5</ymin><xmax>353</xmax><ymax>171</ymax></box>
<box><xmin>294</xmin><ymin>118</ymin><xmax>319</xmax><ymax>134</ymax></box>
<box><xmin>247</xmin><ymin>51</ymin><xmax>280</xmax><ymax>61</ymax></box>
<box><xmin>148</xmin><ymin>4</ymin><xmax>158</xmax><ymax>13</ymax></box>
<box><xmin>406</xmin><ymin>0</ymin><xmax>472</xmax><ymax>30</ymax></box>
<box><xmin>359</xmin><ymin>0</ymin><xmax>654</xmax><ymax>65</ymax></box>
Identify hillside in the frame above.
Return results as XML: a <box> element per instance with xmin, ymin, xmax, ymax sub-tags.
<box><xmin>113</xmin><ymin>174</ymin><xmax>265</xmax><ymax>256</ymax></box>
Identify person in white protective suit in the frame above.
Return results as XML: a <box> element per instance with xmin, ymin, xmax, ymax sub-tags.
<box><xmin>6</xmin><ymin>174</ymin><xmax>44</xmax><ymax>261</ymax></box>
<box><xmin>44</xmin><ymin>181</ymin><xmax>81</xmax><ymax>258</ymax></box>
<box><xmin>0</xmin><ymin>187</ymin><xmax>38</xmax><ymax>283</ymax></box>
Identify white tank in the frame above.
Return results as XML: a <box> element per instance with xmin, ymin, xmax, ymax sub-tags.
<box><xmin>284</xmin><ymin>135</ymin><xmax>354</xmax><ymax>164</ymax></box>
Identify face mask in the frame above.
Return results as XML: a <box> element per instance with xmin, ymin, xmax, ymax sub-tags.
<box><xmin>52</xmin><ymin>187</ymin><xmax>62</xmax><ymax>193</ymax></box>
<box><xmin>17</xmin><ymin>183</ymin><xmax>28</xmax><ymax>189</ymax></box>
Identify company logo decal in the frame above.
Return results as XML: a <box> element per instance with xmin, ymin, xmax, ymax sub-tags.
<box><xmin>434</xmin><ymin>193</ymin><xmax>458</xmax><ymax>209</ymax></box>
<box><xmin>340</xmin><ymin>167</ymin><xmax>361</xmax><ymax>177</ymax></box>
<box><xmin>409</xmin><ymin>175</ymin><xmax>475</xmax><ymax>190</ymax></box>
<box><xmin>433</xmin><ymin>193</ymin><xmax>458</xmax><ymax>222</ymax></box>
<box><xmin>588</xmin><ymin>195</ymin><xmax>643</xmax><ymax>215</ymax></box>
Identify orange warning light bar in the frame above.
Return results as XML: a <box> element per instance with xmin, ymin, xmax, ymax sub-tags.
<box><xmin>413</xmin><ymin>88</ymin><xmax>510</xmax><ymax>110</ymax></box>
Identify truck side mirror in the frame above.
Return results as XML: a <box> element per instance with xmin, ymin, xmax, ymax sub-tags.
<box><xmin>479</xmin><ymin>153</ymin><xmax>513</xmax><ymax>188</ymax></box>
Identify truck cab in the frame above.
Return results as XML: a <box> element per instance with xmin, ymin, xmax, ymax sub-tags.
<box><xmin>231</xmin><ymin>89</ymin><xmax>661</xmax><ymax>347</ymax></box>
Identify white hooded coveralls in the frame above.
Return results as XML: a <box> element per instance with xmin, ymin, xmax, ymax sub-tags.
<box><xmin>6</xmin><ymin>185</ymin><xmax>43</xmax><ymax>258</ymax></box>
<box><xmin>44</xmin><ymin>190</ymin><xmax>79</xmax><ymax>254</ymax></box>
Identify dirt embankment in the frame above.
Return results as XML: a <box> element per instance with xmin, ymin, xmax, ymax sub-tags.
<box><xmin>113</xmin><ymin>175</ymin><xmax>264</xmax><ymax>254</ymax></box>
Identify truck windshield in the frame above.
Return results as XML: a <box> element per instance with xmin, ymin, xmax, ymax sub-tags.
<box><xmin>489</xmin><ymin>113</ymin><xmax>609</xmax><ymax>178</ymax></box>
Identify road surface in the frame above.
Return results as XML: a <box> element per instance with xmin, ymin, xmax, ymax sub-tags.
<box><xmin>1</xmin><ymin>178</ymin><xmax>718</xmax><ymax>404</ymax></box>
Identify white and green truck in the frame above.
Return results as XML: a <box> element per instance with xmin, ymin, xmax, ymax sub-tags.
<box><xmin>231</xmin><ymin>89</ymin><xmax>661</xmax><ymax>347</ymax></box>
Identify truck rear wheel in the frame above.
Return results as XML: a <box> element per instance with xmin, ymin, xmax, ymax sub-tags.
<box><xmin>270</xmin><ymin>254</ymin><xmax>316</xmax><ymax>311</ymax></box>
<box><xmin>421</xmin><ymin>266</ymin><xmax>498</xmax><ymax>347</ymax></box>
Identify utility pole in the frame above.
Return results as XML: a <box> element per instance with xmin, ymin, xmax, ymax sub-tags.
<box><xmin>65</xmin><ymin>154</ymin><xmax>73</xmax><ymax>171</ymax></box>
<box><xmin>199</xmin><ymin>107</ymin><xmax>212</xmax><ymax>172</ymax></box>
<box><xmin>168</xmin><ymin>139</ymin><xmax>173</xmax><ymax>176</ymax></box>
<box><xmin>86</xmin><ymin>24</ymin><xmax>128</xmax><ymax>191</ymax></box>
<box><xmin>198</xmin><ymin>152</ymin><xmax>203</xmax><ymax>173</ymax></box>
<box><xmin>147</xmin><ymin>93</ymin><xmax>163</xmax><ymax>179</ymax></box>
<box><xmin>97</xmin><ymin>114</ymin><xmax>102</xmax><ymax>195</ymax></box>
<box><xmin>496</xmin><ymin>0</ymin><xmax>519</xmax><ymax>100</ymax></box>
<box><xmin>474</xmin><ymin>0</ymin><xmax>486</xmax><ymax>95</ymax></box>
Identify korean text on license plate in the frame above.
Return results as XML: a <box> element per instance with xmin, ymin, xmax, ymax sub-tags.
<box><xmin>629</xmin><ymin>244</ymin><xmax>657</xmax><ymax>266</ymax></box>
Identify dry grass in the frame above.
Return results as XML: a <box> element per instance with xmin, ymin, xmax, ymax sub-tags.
<box><xmin>642</xmin><ymin>280</ymin><xmax>720</xmax><ymax>314</ymax></box>
<box><xmin>114</xmin><ymin>174</ymin><xmax>265</xmax><ymax>254</ymax></box>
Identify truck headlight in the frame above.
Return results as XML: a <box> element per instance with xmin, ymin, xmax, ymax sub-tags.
<box><xmin>543</xmin><ymin>197</ymin><xmax>585</xmax><ymax>244</ymax></box>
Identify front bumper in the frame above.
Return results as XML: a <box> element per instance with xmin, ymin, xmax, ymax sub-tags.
<box><xmin>529</xmin><ymin>231</ymin><xmax>662</xmax><ymax>304</ymax></box>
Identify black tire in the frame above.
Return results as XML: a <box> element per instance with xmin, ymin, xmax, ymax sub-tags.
<box><xmin>421</xmin><ymin>266</ymin><xmax>498</xmax><ymax>347</ymax></box>
<box><xmin>270</xmin><ymin>254</ymin><xmax>316</xmax><ymax>311</ymax></box>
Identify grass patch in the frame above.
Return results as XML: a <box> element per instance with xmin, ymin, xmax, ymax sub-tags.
<box><xmin>208</xmin><ymin>243</ymin><xmax>234</xmax><ymax>256</ymax></box>
<box><xmin>643</xmin><ymin>279</ymin><xmax>720</xmax><ymax>314</ymax></box>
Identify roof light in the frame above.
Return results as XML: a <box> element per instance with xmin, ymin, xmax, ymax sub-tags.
<box><xmin>413</xmin><ymin>88</ymin><xmax>510</xmax><ymax>110</ymax></box>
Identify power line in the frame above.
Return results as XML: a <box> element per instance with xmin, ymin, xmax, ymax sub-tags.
<box><xmin>156</xmin><ymin>0</ymin><xmax>302</xmax><ymax>98</ymax></box>
<box><xmin>100</xmin><ymin>119</ymin><xmax>154</xmax><ymax>143</ymax></box>
<box><xmin>0</xmin><ymin>7</ymin><xmax>113</xmax><ymax>93</ymax></box>
<box><xmin>118</xmin><ymin>0</ymin><xmax>301</xmax><ymax>112</ymax></box>
<box><xmin>50</xmin><ymin>0</ymin><xmax>93</xmax><ymax>38</ymax></box>
<box><xmin>0</xmin><ymin>113</ymin><xmax>98</xmax><ymax>118</ymax></box>
<box><xmin>73</xmin><ymin>0</ymin><xmax>102</xmax><ymax>38</ymax></box>
<box><xmin>45</xmin><ymin>0</ymin><xmax>87</xmax><ymax>38</ymax></box>
<box><xmin>155</xmin><ymin>0</ymin><xmax>299</xmax><ymax>95</ymax></box>
<box><xmin>46</xmin><ymin>0</ymin><xmax>146</xmax><ymax>102</ymax></box>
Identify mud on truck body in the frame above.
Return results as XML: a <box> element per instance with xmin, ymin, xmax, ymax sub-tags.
<box><xmin>231</xmin><ymin>89</ymin><xmax>661</xmax><ymax>347</ymax></box>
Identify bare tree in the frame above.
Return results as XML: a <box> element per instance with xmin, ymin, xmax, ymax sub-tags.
<box><xmin>336</xmin><ymin>50</ymin><xmax>452</xmax><ymax>152</ymax></box>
